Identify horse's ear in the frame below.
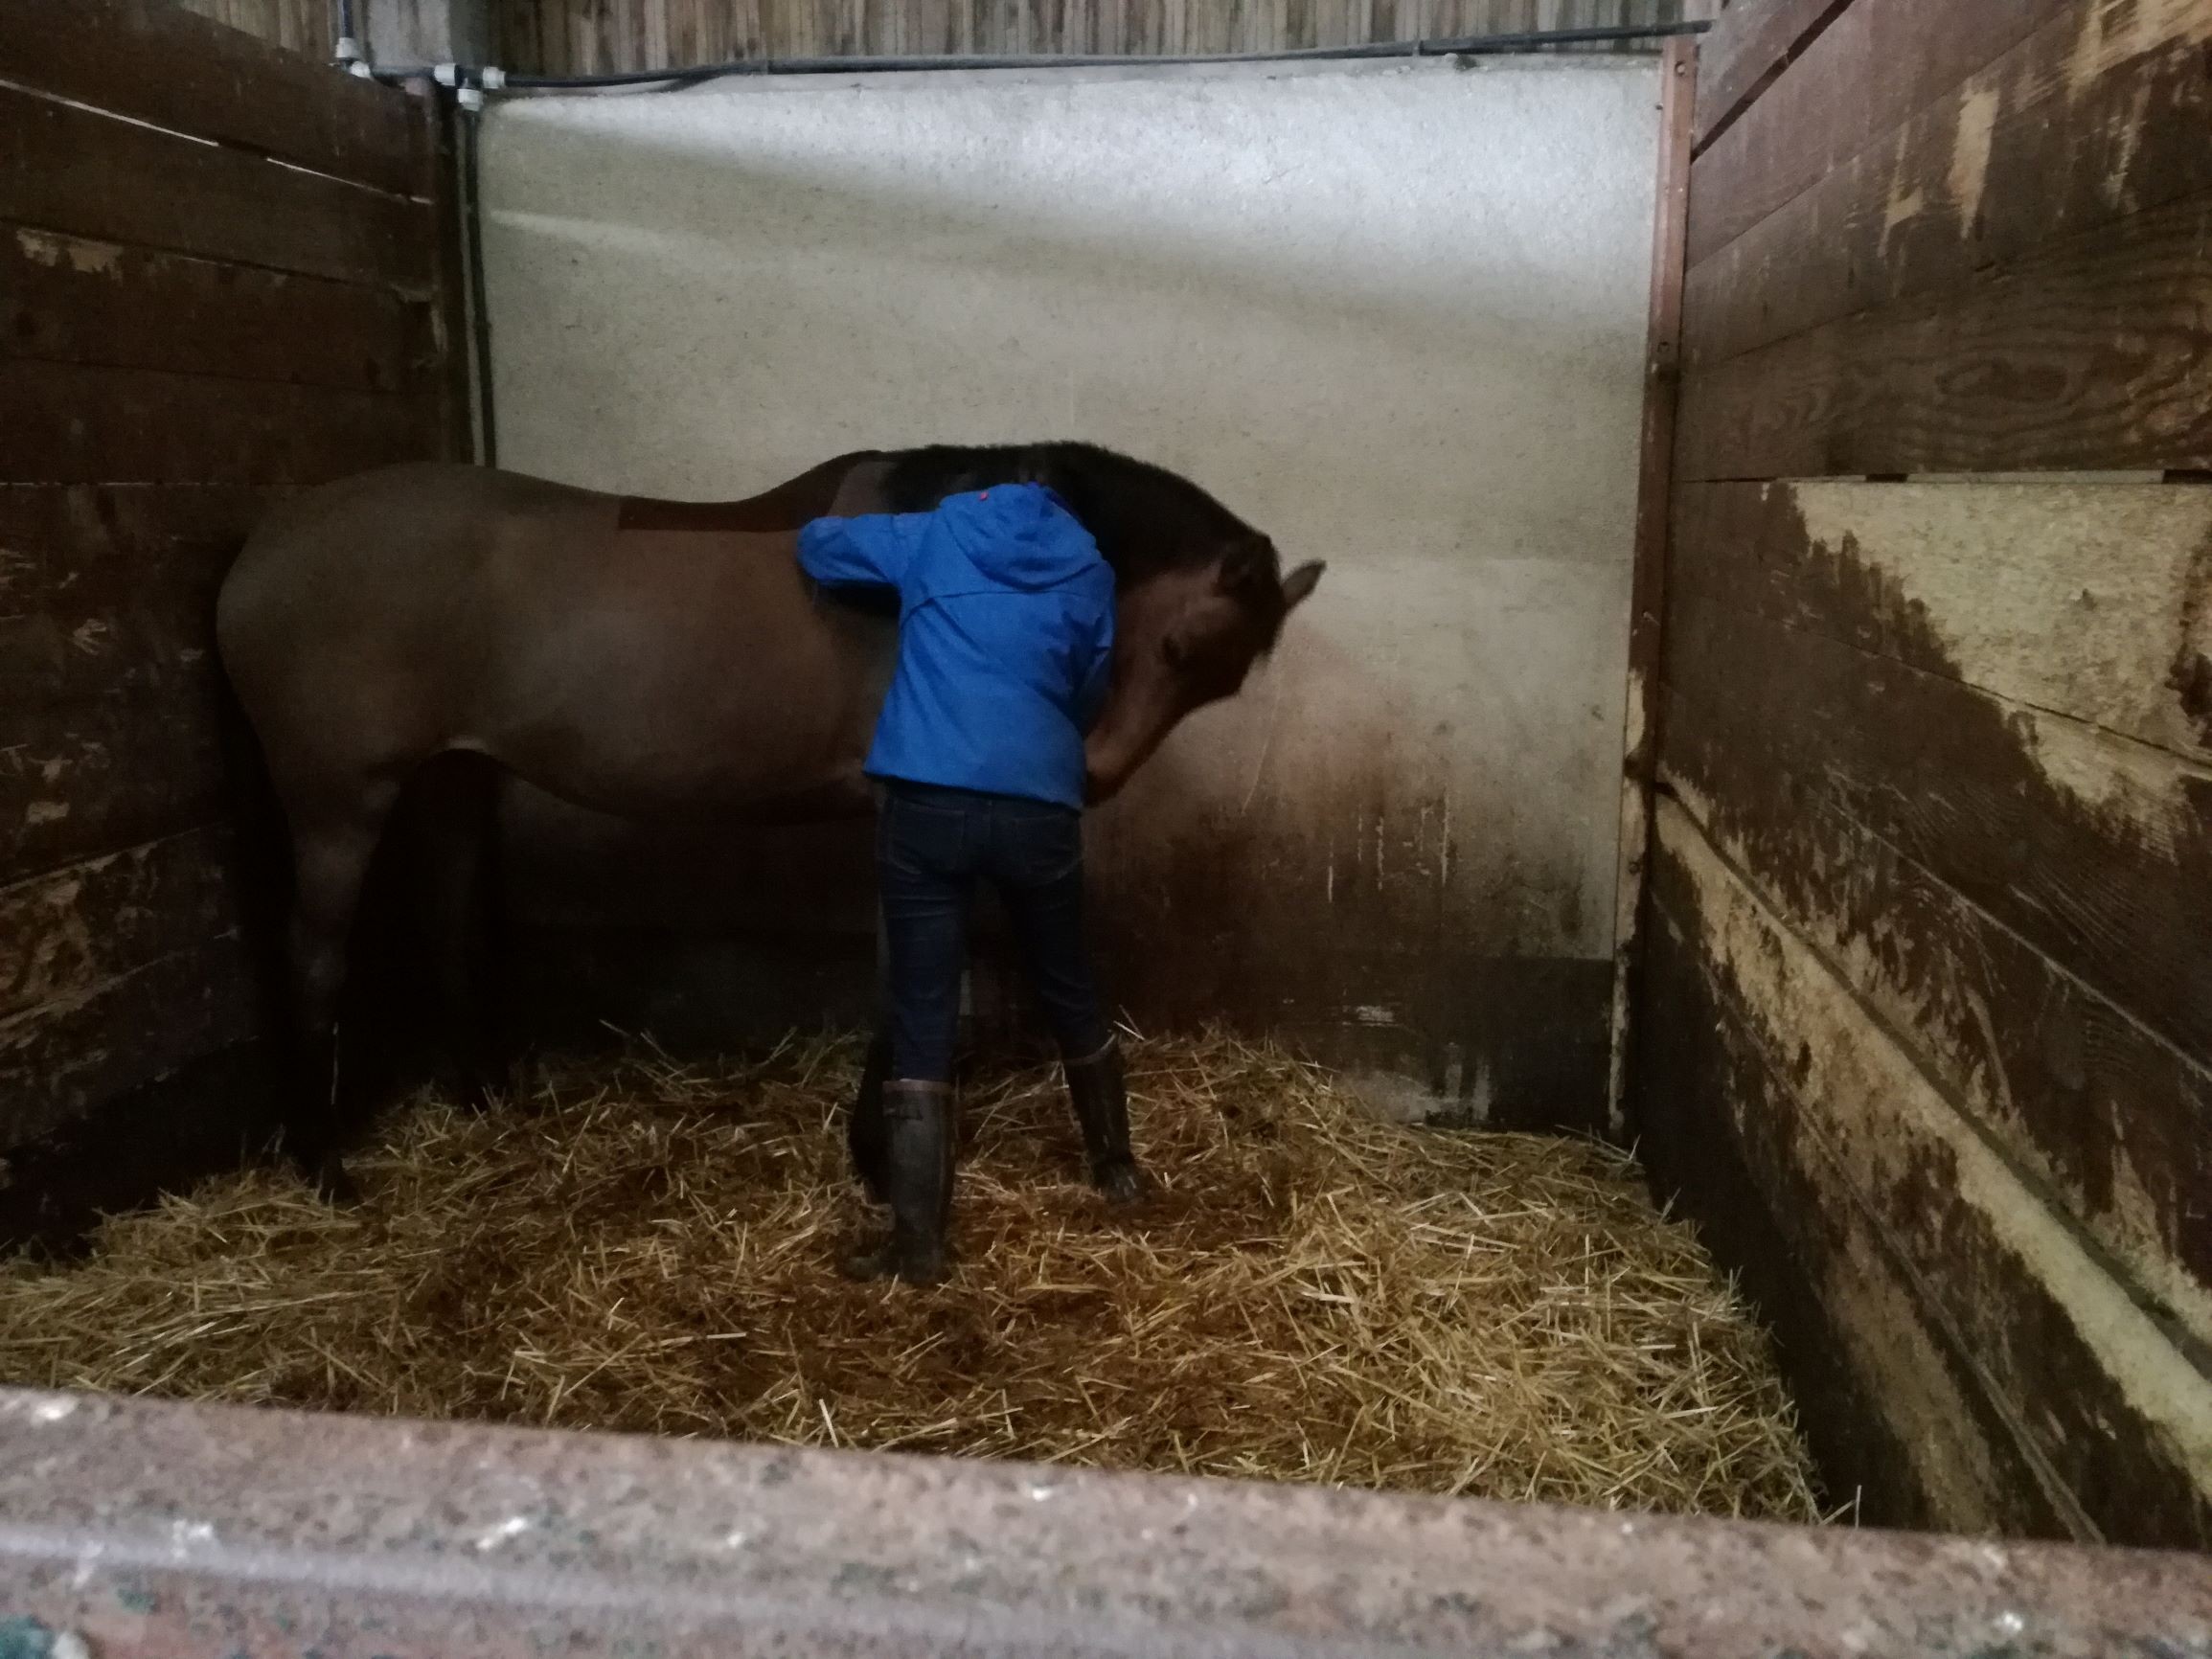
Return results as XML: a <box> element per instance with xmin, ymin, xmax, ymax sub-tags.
<box><xmin>1281</xmin><ymin>560</ymin><xmax>1325</xmax><ymax>610</ymax></box>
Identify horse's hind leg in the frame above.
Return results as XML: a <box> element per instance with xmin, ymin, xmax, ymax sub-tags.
<box><xmin>285</xmin><ymin>783</ymin><xmax>399</xmax><ymax>1197</ymax></box>
<box><xmin>410</xmin><ymin>751</ymin><xmax>508</xmax><ymax>1110</ymax></box>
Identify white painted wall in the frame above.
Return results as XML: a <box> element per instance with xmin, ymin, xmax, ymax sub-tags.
<box><xmin>481</xmin><ymin>57</ymin><xmax>1658</xmax><ymax>1109</ymax></box>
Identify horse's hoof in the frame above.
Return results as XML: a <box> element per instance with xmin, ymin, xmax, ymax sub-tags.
<box><xmin>844</xmin><ymin>1241</ymin><xmax>949</xmax><ymax>1285</ymax></box>
<box><xmin>1093</xmin><ymin>1159</ymin><xmax>1152</xmax><ymax>1207</ymax></box>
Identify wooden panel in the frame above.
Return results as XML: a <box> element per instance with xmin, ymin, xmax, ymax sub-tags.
<box><xmin>1687</xmin><ymin>0</ymin><xmax>1845</xmax><ymax>152</ymax></box>
<box><xmin>0</xmin><ymin>686</ymin><xmax>231</xmax><ymax>886</ymax></box>
<box><xmin>0</xmin><ymin>930</ymin><xmax>262</xmax><ymax>1150</ymax></box>
<box><xmin>0</xmin><ymin>486</ymin><xmax>286</xmax><ymax>707</ymax></box>
<box><xmin>1653</xmin><ymin>802</ymin><xmax>2212</xmax><ymax>1547</ymax></box>
<box><xmin>0</xmin><ymin>85</ymin><xmax>435</xmax><ymax>291</ymax></box>
<box><xmin>1685</xmin><ymin>0</ymin><xmax>2212</xmax><ymax>372</ymax></box>
<box><xmin>1662</xmin><ymin>585</ymin><xmax>2212</xmax><ymax>1073</ymax></box>
<box><xmin>500</xmin><ymin>0</ymin><xmax>1692</xmax><ymax>73</ymax></box>
<box><xmin>1675</xmin><ymin>188</ymin><xmax>2212</xmax><ymax>480</ymax></box>
<box><xmin>0</xmin><ymin>828</ymin><xmax>241</xmax><ymax>1021</ymax></box>
<box><xmin>1683</xmin><ymin>0</ymin><xmax>2071</xmax><ymax>268</ymax></box>
<box><xmin>1664</xmin><ymin>729</ymin><xmax>2212</xmax><ymax>1352</ymax></box>
<box><xmin>1639</xmin><ymin>852</ymin><xmax>2069</xmax><ymax>1537</ymax></box>
<box><xmin>1659</xmin><ymin>480</ymin><xmax>2212</xmax><ymax>1345</ymax></box>
<box><xmin>1667</xmin><ymin>482</ymin><xmax>2212</xmax><ymax>764</ymax></box>
<box><xmin>0</xmin><ymin>227</ymin><xmax>437</xmax><ymax>394</ymax></box>
<box><xmin>171</xmin><ymin>0</ymin><xmax>340</xmax><ymax>63</ymax></box>
<box><xmin>3</xmin><ymin>360</ymin><xmax>439</xmax><ymax>485</ymax></box>
<box><xmin>0</xmin><ymin>0</ymin><xmax>414</xmax><ymax>195</ymax></box>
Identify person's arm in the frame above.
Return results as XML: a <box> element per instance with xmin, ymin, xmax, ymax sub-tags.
<box><xmin>797</xmin><ymin>510</ymin><xmax>929</xmax><ymax>589</ymax></box>
<box><xmin>1075</xmin><ymin>598</ymin><xmax>1116</xmax><ymax>733</ymax></box>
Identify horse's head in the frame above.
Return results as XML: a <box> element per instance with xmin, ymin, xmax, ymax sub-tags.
<box><xmin>1084</xmin><ymin>535</ymin><xmax>1324</xmax><ymax>804</ymax></box>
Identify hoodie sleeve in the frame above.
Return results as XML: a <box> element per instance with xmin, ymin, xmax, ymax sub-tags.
<box><xmin>797</xmin><ymin>510</ymin><xmax>930</xmax><ymax>591</ymax></box>
<box><xmin>1075</xmin><ymin>588</ymin><xmax>1116</xmax><ymax>733</ymax></box>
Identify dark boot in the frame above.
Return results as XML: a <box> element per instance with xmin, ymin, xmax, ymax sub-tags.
<box><xmin>1065</xmin><ymin>1041</ymin><xmax>1150</xmax><ymax>1204</ymax></box>
<box><xmin>847</xmin><ymin>1079</ymin><xmax>956</xmax><ymax>1284</ymax></box>
<box><xmin>846</xmin><ymin>1034</ymin><xmax>893</xmax><ymax>1202</ymax></box>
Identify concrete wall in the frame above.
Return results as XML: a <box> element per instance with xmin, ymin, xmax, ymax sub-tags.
<box><xmin>480</xmin><ymin>57</ymin><xmax>1658</xmax><ymax>1125</ymax></box>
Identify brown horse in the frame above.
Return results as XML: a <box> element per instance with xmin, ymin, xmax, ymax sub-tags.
<box><xmin>217</xmin><ymin>442</ymin><xmax>1322</xmax><ymax>1189</ymax></box>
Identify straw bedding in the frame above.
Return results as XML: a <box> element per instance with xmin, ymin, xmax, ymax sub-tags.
<box><xmin>0</xmin><ymin>1032</ymin><xmax>1821</xmax><ymax>1520</ymax></box>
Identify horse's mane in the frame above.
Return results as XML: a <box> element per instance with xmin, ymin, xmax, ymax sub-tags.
<box><xmin>874</xmin><ymin>442</ymin><xmax>1261</xmax><ymax>585</ymax></box>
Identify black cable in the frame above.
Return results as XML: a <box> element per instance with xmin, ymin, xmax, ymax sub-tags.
<box><xmin>370</xmin><ymin>21</ymin><xmax>1708</xmax><ymax>91</ymax></box>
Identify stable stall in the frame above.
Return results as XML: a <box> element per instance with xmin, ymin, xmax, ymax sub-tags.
<box><xmin>3</xmin><ymin>0</ymin><xmax>2209</xmax><ymax>1651</ymax></box>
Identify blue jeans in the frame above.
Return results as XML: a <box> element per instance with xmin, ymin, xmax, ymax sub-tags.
<box><xmin>877</xmin><ymin>782</ymin><xmax>1111</xmax><ymax>1082</ymax></box>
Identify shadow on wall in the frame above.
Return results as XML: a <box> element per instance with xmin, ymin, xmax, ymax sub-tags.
<box><xmin>479</xmin><ymin>62</ymin><xmax>1656</xmax><ymax>1119</ymax></box>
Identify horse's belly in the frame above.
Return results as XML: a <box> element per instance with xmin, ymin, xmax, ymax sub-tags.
<box><xmin>477</xmin><ymin>594</ymin><xmax>892</xmax><ymax>824</ymax></box>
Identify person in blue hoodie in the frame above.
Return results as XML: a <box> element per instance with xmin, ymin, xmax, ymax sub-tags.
<box><xmin>798</xmin><ymin>483</ymin><xmax>1137</xmax><ymax>1284</ymax></box>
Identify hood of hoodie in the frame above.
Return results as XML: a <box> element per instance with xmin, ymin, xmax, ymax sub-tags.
<box><xmin>939</xmin><ymin>485</ymin><xmax>1105</xmax><ymax>592</ymax></box>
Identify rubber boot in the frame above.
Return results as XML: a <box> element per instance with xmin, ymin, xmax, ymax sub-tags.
<box><xmin>846</xmin><ymin>1034</ymin><xmax>893</xmax><ymax>1202</ymax></box>
<box><xmin>1064</xmin><ymin>1041</ymin><xmax>1150</xmax><ymax>1204</ymax></box>
<box><xmin>847</xmin><ymin>1079</ymin><xmax>955</xmax><ymax>1284</ymax></box>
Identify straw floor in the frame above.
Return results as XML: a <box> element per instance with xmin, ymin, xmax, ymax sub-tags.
<box><xmin>0</xmin><ymin>1032</ymin><xmax>1821</xmax><ymax>1520</ymax></box>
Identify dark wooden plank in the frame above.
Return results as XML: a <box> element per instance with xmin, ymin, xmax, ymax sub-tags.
<box><xmin>1649</xmin><ymin>811</ymin><xmax>2212</xmax><ymax>1547</ymax></box>
<box><xmin>1686</xmin><ymin>2</ymin><xmax>2212</xmax><ymax>371</ymax></box>
<box><xmin>1688</xmin><ymin>0</ymin><xmax>1850</xmax><ymax>153</ymax></box>
<box><xmin>0</xmin><ymin>85</ymin><xmax>435</xmax><ymax>290</ymax></box>
<box><xmin>1685</xmin><ymin>0</ymin><xmax>2072</xmax><ymax>269</ymax></box>
<box><xmin>1675</xmin><ymin>189</ymin><xmax>2212</xmax><ymax>480</ymax></box>
<box><xmin>0</xmin><ymin>0</ymin><xmax>422</xmax><ymax>197</ymax></box>
<box><xmin>1638</xmin><ymin>851</ymin><xmax>2066</xmax><ymax>1537</ymax></box>
<box><xmin>0</xmin><ymin>826</ymin><xmax>241</xmax><ymax>1021</ymax></box>
<box><xmin>0</xmin><ymin>226</ymin><xmax>436</xmax><ymax>393</ymax></box>
<box><xmin>1659</xmin><ymin>537</ymin><xmax>2212</xmax><ymax>1075</ymax></box>
<box><xmin>2</xmin><ymin>359</ymin><xmax>440</xmax><ymax>485</ymax></box>
<box><xmin>1663</xmin><ymin>481</ymin><xmax>2212</xmax><ymax>765</ymax></box>
<box><xmin>0</xmin><ymin>685</ymin><xmax>231</xmax><ymax>886</ymax></box>
<box><xmin>0</xmin><ymin>930</ymin><xmax>261</xmax><ymax>1151</ymax></box>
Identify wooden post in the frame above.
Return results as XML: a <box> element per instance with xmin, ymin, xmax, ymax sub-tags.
<box><xmin>1604</xmin><ymin>34</ymin><xmax>1697</xmax><ymax>1139</ymax></box>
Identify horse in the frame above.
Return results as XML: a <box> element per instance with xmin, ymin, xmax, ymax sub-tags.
<box><xmin>217</xmin><ymin>441</ymin><xmax>1324</xmax><ymax>1193</ymax></box>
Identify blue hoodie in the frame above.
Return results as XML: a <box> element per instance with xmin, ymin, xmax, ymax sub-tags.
<box><xmin>798</xmin><ymin>484</ymin><xmax>1115</xmax><ymax>810</ymax></box>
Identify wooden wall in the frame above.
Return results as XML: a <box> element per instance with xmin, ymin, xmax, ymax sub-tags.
<box><xmin>1634</xmin><ymin>0</ymin><xmax>2212</xmax><ymax>1543</ymax></box>
<box><xmin>0</xmin><ymin>0</ymin><xmax>466</xmax><ymax>1242</ymax></box>
<box><xmin>495</xmin><ymin>0</ymin><xmax>1702</xmax><ymax>76</ymax></box>
<box><xmin>171</xmin><ymin>0</ymin><xmax>336</xmax><ymax>57</ymax></box>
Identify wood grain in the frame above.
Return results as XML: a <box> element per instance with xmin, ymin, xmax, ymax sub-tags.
<box><xmin>1665</xmin><ymin>718</ymin><xmax>2212</xmax><ymax>1346</ymax></box>
<box><xmin>498</xmin><ymin>0</ymin><xmax>1691</xmax><ymax>73</ymax></box>
<box><xmin>1665</xmin><ymin>482</ymin><xmax>2212</xmax><ymax>764</ymax></box>
<box><xmin>0</xmin><ymin>827</ymin><xmax>242</xmax><ymax>1021</ymax></box>
<box><xmin>0</xmin><ymin>683</ymin><xmax>232</xmax><ymax>886</ymax></box>
<box><xmin>1675</xmin><ymin>189</ymin><xmax>2212</xmax><ymax>481</ymax></box>
<box><xmin>1639</xmin><ymin>847</ymin><xmax>2071</xmax><ymax>1537</ymax></box>
<box><xmin>3</xmin><ymin>359</ymin><xmax>440</xmax><ymax>486</ymax></box>
<box><xmin>1652</xmin><ymin>805</ymin><xmax>2212</xmax><ymax>1547</ymax></box>
<box><xmin>1</xmin><ymin>226</ymin><xmax>437</xmax><ymax>394</ymax></box>
<box><xmin>1684</xmin><ymin>0</ymin><xmax>2071</xmax><ymax>269</ymax></box>
<box><xmin>0</xmin><ymin>85</ymin><xmax>435</xmax><ymax>291</ymax></box>
<box><xmin>0</xmin><ymin>930</ymin><xmax>262</xmax><ymax>1150</ymax></box>
<box><xmin>1685</xmin><ymin>0</ymin><xmax>2212</xmax><ymax>371</ymax></box>
<box><xmin>1687</xmin><ymin>0</ymin><xmax>1846</xmax><ymax>153</ymax></box>
<box><xmin>1663</xmin><ymin>584</ymin><xmax>2212</xmax><ymax>1075</ymax></box>
<box><xmin>0</xmin><ymin>0</ymin><xmax>417</xmax><ymax>196</ymax></box>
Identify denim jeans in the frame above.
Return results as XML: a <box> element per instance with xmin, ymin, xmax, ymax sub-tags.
<box><xmin>877</xmin><ymin>782</ymin><xmax>1111</xmax><ymax>1082</ymax></box>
